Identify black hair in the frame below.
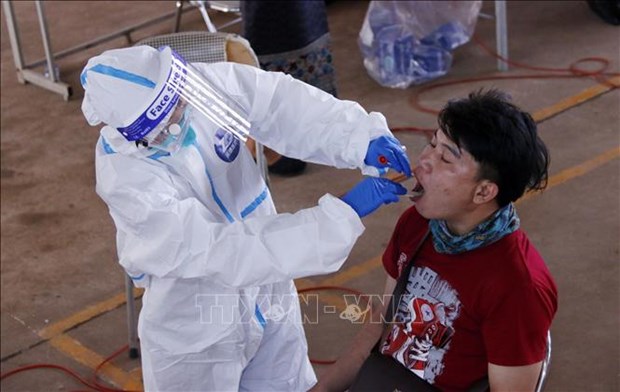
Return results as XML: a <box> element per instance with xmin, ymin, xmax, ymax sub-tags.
<box><xmin>438</xmin><ymin>89</ymin><xmax>550</xmax><ymax>207</ymax></box>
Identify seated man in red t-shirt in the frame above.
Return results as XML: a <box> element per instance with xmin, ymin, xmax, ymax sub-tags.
<box><xmin>312</xmin><ymin>89</ymin><xmax>558</xmax><ymax>392</ymax></box>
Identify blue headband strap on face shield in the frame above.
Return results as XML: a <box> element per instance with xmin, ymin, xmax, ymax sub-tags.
<box><xmin>80</xmin><ymin>64</ymin><xmax>157</xmax><ymax>89</ymax></box>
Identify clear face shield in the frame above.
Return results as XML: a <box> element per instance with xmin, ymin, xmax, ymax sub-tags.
<box><xmin>117</xmin><ymin>47</ymin><xmax>250</xmax><ymax>154</ymax></box>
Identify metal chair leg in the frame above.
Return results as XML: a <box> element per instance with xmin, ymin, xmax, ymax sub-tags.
<box><xmin>173</xmin><ymin>1</ymin><xmax>184</xmax><ymax>33</ymax></box>
<box><xmin>254</xmin><ymin>141</ymin><xmax>270</xmax><ymax>187</ymax></box>
<box><xmin>125</xmin><ymin>274</ymin><xmax>140</xmax><ymax>359</ymax></box>
<box><xmin>535</xmin><ymin>331</ymin><xmax>552</xmax><ymax>392</ymax></box>
<box><xmin>193</xmin><ymin>1</ymin><xmax>218</xmax><ymax>33</ymax></box>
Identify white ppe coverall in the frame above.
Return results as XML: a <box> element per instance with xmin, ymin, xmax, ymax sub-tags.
<box><xmin>95</xmin><ymin>62</ymin><xmax>392</xmax><ymax>391</ymax></box>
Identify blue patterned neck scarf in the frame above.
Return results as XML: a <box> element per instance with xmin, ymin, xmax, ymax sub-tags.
<box><xmin>429</xmin><ymin>203</ymin><xmax>520</xmax><ymax>255</ymax></box>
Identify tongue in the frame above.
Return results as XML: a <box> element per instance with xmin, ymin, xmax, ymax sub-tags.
<box><xmin>410</xmin><ymin>182</ymin><xmax>424</xmax><ymax>197</ymax></box>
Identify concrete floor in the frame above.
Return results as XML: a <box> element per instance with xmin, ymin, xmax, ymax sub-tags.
<box><xmin>1</xmin><ymin>1</ymin><xmax>618</xmax><ymax>391</ymax></box>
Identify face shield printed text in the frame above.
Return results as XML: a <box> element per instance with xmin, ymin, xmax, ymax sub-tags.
<box><xmin>117</xmin><ymin>68</ymin><xmax>181</xmax><ymax>142</ymax></box>
<box><xmin>146</xmin><ymin>63</ymin><xmax>187</xmax><ymax>122</ymax></box>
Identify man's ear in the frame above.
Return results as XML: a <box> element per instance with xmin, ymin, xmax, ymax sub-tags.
<box><xmin>473</xmin><ymin>180</ymin><xmax>498</xmax><ymax>204</ymax></box>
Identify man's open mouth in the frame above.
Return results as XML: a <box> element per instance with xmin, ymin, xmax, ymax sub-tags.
<box><xmin>410</xmin><ymin>181</ymin><xmax>425</xmax><ymax>198</ymax></box>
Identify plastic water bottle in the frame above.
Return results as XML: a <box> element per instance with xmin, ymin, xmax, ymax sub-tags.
<box><xmin>409</xmin><ymin>45</ymin><xmax>453</xmax><ymax>84</ymax></box>
<box><xmin>375</xmin><ymin>24</ymin><xmax>415</xmax><ymax>88</ymax></box>
<box><xmin>393</xmin><ymin>34</ymin><xmax>414</xmax><ymax>76</ymax></box>
<box><xmin>421</xmin><ymin>22</ymin><xmax>469</xmax><ymax>51</ymax></box>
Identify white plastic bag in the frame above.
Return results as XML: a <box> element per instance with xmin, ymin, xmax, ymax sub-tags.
<box><xmin>359</xmin><ymin>0</ymin><xmax>482</xmax><ymax>88</ymax></box>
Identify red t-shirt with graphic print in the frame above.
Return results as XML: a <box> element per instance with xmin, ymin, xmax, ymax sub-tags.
<box><xmin>381</xmin><ymin>206</ymin><xmax>558</xmax><ymax>392</ymax></box>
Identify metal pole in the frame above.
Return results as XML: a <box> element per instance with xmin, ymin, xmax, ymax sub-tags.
<box><xmin>495</xmin><ymin>0</ymin><xmax>509</xmax><ymax>71</ymax></box>
<box><xmin>34</xmin><ymin>1</ymin><xmax>58</xmax><ymax>82</ymax></box>
<box><xmin>2</xmin><ymin>1</ymin><xmax>25</xmax><ymax>76</ymax></box>
<box><xmin>125</xmin><ymin>275</ymin><xmax>140</xmax><ymax>359</ymax></box>
<box><xmin>196</xmin><ymin>2</ymin><xmax>218</xmax><ymax>33</ymax></box>
<box><xmin>27</xmin><ymin>7</ymin><xmax>191</xmax><ymax>70</ymax></box>
<box><xmin>174</xmin><ymin>1</ymin><xmax>184</xmax><ymax>33</ymax></box>
<box><xmin>255</xmin><ymin>143</ymin><xmax>270</xmax><ymax>187</ymax></box>
<box><xmin>215</xmin><ymin>17</ymin><xmax>242</xmax><ymax>31</ymax></box>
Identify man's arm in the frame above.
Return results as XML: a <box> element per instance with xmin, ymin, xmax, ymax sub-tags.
<box><xmin>488</xmin><ymin>361</ymin><xmax>542</xmax><ymax>392</ymax></box>
<box><xmin>310</xmin><ymin>275</ymin><xmax>397</xmax><ymax>392</ymax></box>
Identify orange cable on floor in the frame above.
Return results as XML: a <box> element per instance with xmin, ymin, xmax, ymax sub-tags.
<box><xmin>0</xmin><ymin>344</ymin><xmax>137</xmax><ymax>392</ymax></box>
<box><xmin>392</xmin><ymin>33</ymin><xmax>619</xmax><ymax>135</ymax></box>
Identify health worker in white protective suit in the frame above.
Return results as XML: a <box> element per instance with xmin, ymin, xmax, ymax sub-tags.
<box><xmin>80</xmin><ymin>44</ymin><xmax>412</xmax><ymax>392</ymax></box>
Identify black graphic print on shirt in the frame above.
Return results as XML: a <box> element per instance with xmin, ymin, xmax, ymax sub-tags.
<box><xmin>381</xmin><ymin>263</ymin><xmax>461</xmax><ymax>384</ymax></box>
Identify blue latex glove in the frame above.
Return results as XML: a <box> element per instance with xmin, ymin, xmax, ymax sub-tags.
<box><xmin>341</xmin><ymin>177</ymin><xmax>407</xmax><ymax>218</ymax></box>
<box><xmin>364</xmin><ymin>135</ymin><xmax>412</xmax><ymax>177</ymax></box>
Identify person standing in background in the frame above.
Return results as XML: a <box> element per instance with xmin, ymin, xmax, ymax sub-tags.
<box><xmin>242</xmin><ymin>0</ymin><xmax>338</xmax><ymax>176</ymax></box>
